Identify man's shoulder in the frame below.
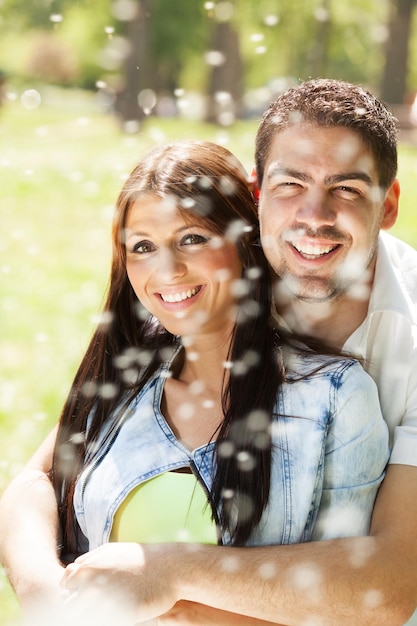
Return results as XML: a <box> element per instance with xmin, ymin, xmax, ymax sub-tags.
<box><xmin>381</xmin><ymin>231</ymin><xmax>417</xmax><ymax>270</ymax></box>
<box><xmin>379</xmin><ymin>232</ymin><xmax>417</xmax><ymax>301</ymax></box>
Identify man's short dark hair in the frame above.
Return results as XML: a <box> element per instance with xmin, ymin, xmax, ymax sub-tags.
<box><xmin>255</xmin><ymin>78</ymin><xmax>399</xmax><ymax>189</ymax></box>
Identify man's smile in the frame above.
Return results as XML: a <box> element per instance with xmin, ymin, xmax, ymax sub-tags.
<box><xmin>290</xmin><ymin>241</ymin><xmax>341</xmax><ymax>260</ymax></box>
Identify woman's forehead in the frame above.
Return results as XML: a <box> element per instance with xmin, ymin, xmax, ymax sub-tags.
<box><xmin>126</xmin><ymin>194</ymin><xmax>214</xmax><ymax>230</ymax></box>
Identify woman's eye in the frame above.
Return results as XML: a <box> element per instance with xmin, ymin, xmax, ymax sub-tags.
<box><xmin>132</xmin><ymin>240</ymin><xmax>155</xmax><ymax>254</ymax></box>
<box><xmin>182</xmin><ymin>233</ymin><xmax>208</xmax><ymax>246</ymax></box>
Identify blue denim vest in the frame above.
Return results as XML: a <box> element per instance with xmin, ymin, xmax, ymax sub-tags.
<box><xmin>74</xmin><ymin>352</ymin><xmax>389</xmax><ymax>551</ymax></box>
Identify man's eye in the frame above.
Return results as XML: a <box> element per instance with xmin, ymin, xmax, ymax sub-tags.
<box><xmin>182</xmin><ymin>234</ymin><xmax>208</xmax><ymax>245</ymax></box>
<box><xmin>270</xmin><ymin>181</ymin><xmax>302</xmax><ymax>196</ymax></box>
<box><xmin>334</xmin><ymin>186</ymin><xmax>361</xmax><ymax>199</ymax></box>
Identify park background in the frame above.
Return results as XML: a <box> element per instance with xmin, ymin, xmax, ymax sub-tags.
<box><xmin>1</xmin><ymin>0</ymin><xmax>417</xmax><ymax>624</ymax></box>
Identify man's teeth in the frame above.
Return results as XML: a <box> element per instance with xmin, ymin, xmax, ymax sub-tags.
<box><xmin>161</xmin><ymin>287</ymin><xmax>199</xmax><ymax>303</ymax></box>
<box><xmin>293</xmin><ymin>242</ymin><xmax>337</xmax><ymax>258</ymax></box>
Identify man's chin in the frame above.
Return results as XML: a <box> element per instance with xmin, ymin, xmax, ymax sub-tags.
<box><xmin>294</xmin><ymin>292</ymin><xmax>339</xmax><ymax>304</ymax></box>
<box><xmin>279</xmin><ymin>276</ymin><xmax>343</xmax><ymax>304</ymax></box>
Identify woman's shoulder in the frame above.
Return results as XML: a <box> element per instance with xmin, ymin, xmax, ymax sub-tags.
<box><xmin>277</xmin><ymin>343</ymin><xmax>381</xmax><ymax>432</ymax></box>
<box><xmin>280</xmin><ymin>340</ymin><xmax>359</xmax><ymax>381</ymax></box>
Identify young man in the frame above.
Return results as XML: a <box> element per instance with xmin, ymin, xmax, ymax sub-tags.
<box><xmin>1</xmin><ymin>79</ymin><xmax>417</xmax><ymax>626</ymax></box>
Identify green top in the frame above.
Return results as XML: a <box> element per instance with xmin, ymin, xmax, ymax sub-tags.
<box><xmin>110</xmin><ymin>470</ymin><xmax>218</xmax><ymax>544</ymax></box>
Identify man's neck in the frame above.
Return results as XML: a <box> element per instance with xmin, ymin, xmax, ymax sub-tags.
<box><xmin>276</xmin><ymin>289</ymin><xmax>371</xmax><ymax>350</ymax></box>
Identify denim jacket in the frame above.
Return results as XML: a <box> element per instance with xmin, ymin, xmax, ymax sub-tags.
<box><xmin>74</xmin><ymin>351</ymin><xmax>389</xmax><ymax>551</ymax></box>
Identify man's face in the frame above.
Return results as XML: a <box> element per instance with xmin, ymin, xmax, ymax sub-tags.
<box><xmin>258</xmin><ymin>124</ymin><xmax>398</xmax><ymax>303</ymax></box>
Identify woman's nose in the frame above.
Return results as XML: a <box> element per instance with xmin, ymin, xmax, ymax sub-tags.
<box><xmin>156</xmin><ymin>247</ymin><xmax>186</xmax><ymax>280</ymax></box>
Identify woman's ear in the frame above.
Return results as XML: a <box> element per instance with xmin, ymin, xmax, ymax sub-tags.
<box><xmin>381</xmin><ymin>179</ymin><xmax>400</xmax><ymax>230</ymax></box>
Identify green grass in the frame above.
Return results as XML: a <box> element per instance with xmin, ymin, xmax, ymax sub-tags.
<box><xmin>1</xmin><ymin>88</ymin><xmax>417</xmax><ymax>625</ymax></box>
<box><xmin>0</xmin><ymin>88</ymin><xmax>260</xmax><ymax>625</ymax></box>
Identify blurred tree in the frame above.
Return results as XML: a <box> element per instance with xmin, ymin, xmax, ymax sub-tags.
<box><xmin>307</xmin><ymin>0</ymin><xmax>331</xmax><ymax>77</ymax></box>
<box><xmin>150</xmin><ymin>0</ymin><xmax>207</xmax><ymax>93</ymax></box>
<box><xmin>114</xmin><ymin>0</ymin><xmax>207</xmax><ymax>123</ymax></box>
<box><xmin>26</xmin><ymin>32</ymin><xmax>78</xmax><ymax>84</ymax></box>
<box><xmin>317</xmin><ymin>0</ymin><xmax>387</xmax><ymax>85</ymax></box>
<box><xmin>205</xmin><ymin>1</ymin><xmax>244</xmax><ymax>124</ymax></box>
<box><xmin>380</xmin><ymin>0</ymin><xmax>417</xmax><ymax>105</ymax></box>
<box><xmin>0</xmin><ymin>0</ymin><xmax>71</xmax><ymax>28</ymax></box>
<box><xmin>59</xmin><ymin>0</ymin><xmax>114</xmax><ymax>89</ymax></box>
<box><xmin>113</xmin><ymin>0</ymin><xmax>151</xmax><ymax>124</ymax></box>
<box><xmin>238</xmin><ymin>0</ymin><xmax>387</xmax><ymax>90</ymax></box>
<box><xmin>0</xmin><ymin>0</ymin><xmax>114</xmax><ymax>88</ymax></box>
<box><xmin>2</xmin><ymin>0</ymin><xmax>417</xmax><ymax>127</ymax></box>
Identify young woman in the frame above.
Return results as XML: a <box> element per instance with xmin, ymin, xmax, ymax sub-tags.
<box><xmin>4</xmin><ymin>141</ymin><xmax>389</xmax><ymax>624</ymax></box>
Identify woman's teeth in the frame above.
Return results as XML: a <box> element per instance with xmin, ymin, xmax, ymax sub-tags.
<box><xmin>161</xmin><ymin>287</ymin><xmax>200</xmax><ymax>303</ymax></box>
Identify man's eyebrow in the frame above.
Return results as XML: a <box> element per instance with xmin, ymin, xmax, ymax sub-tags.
<box><xmin>266</xmin><ymin>166</ymin><xmax>374</xmax><ymax>187</ymax></box>
<box><xmin>266</xmin><ymin>166</ymin><xmax>313</xmax><ymax>183</ymax></box>
<box><xmin>325</xmin><ymin>172</ymin><xmax>374</xmax><ymax>186</ymax></box>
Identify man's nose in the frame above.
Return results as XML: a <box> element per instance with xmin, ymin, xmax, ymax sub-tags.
<box><xmin>295</xmin><ymin>189</ymin><xmax>336</xmax><ymax>228</ymax></box>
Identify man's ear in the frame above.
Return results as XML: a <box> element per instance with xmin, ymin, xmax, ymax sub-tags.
<box><xmin>249</xmin><ymin>168</ymin><xmax>260</xmax><ymax>205</ymax></box>
<box><xmin>381</xmin><ymin>179</ymin><xmax>400</xmax><ymax>230</ymax></box>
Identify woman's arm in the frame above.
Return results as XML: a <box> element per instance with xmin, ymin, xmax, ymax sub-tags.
<box><xmin>0</xmin><ymin>427</ymin><xmax>65</xmax><ymax>617</ymax></box>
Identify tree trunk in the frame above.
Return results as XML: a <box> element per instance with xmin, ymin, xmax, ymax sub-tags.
<box><xmin>308</xmin><ymin>0</ymin><xmax>331</xmax><ymax>77</ymax></box>
<box><xmin>380</xmin><ymin>0</ymin><xmax>415</xmax><ymax>105</ymax></box>
<box><xmin>115</xmin><ymin>0</ymin><xmax>151</xmax><ymax>124</ymax></box>
<box><xmin>205</xmin><ymin>20</ymin><xmax>243</xmax><ymax>124</ymax></box>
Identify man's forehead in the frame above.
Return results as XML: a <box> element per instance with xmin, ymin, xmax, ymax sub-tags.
<box><xmin>266</xmin><ymin>125</ymin><xmax>376</xmax><ymax>177</ymax></box>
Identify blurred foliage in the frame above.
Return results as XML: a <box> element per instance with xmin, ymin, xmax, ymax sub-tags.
<box><xmin>0</xmin><ymin>0</ymin><xmax>113</xmax><ymax>89</ymax></box>
<box><xmin>149</xmin><ymin>0</ymin><xmax>208</xmax><ymax>92</ymax></box>
<box><xmin>238</xmin><ymin>0</ymin><xmax>388</xmax><ymax>86</ymax></box>
<box><xmin>1</xmin><ymin>88</ymin><xmax>417</xmax><ymax>624</ymax></box>
<box><xmin>0</xmin><ymin>0</ymin><xmax>416</xmax><ymax>100</ymax></box>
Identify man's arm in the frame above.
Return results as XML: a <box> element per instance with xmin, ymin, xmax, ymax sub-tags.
<box><xmin>5</xmin><ymin>443</ymin><xmax>417</xmax><ymax>625</ymax></box>
<box><xmin>0</xmin><ymin>427</ymin><xmax>65</xmax><ymax>616</ymax></box>
<box><xmin>64</xmin><ymin>465</ymin><xmax>417</xmax><ymax>625</ymax></box>
<box><xmin>175</xmin><ymin>464</ymin><xmax>417</xmax><ymax>625</ymax></box>
<box><xmin>158</xmin><ymin>601</ymin><xmax>281</xmax><ymax>625</ymax></box>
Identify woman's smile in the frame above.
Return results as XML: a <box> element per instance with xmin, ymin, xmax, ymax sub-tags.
<box><xmin>158</xmin><ymin>285</ymin><xmax>203</xmax><ymax>304</ymax></box>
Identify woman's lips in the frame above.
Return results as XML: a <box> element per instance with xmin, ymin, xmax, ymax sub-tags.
<box><xmin>159</xmin><ymin>285</ymin><xmax>202</xmax><ymax>303</ymax></box>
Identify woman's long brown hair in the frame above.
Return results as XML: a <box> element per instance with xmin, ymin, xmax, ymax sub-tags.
<box><xmin>50</xmin><ymin>140</ymin><xmax>306</xmax><ymax>555</ymax></box>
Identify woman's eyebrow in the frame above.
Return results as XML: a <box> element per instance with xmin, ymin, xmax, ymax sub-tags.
<box><xmin>124</xmin><ymin>223</ymin><xmax>206</xmax><ymax>238</ymax></box>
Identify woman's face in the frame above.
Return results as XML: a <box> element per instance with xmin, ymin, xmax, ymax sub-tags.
<box><xmin>124</xmin><ymin>195</ymin><xmax>243</xmax><ymax>340</ymax></box>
